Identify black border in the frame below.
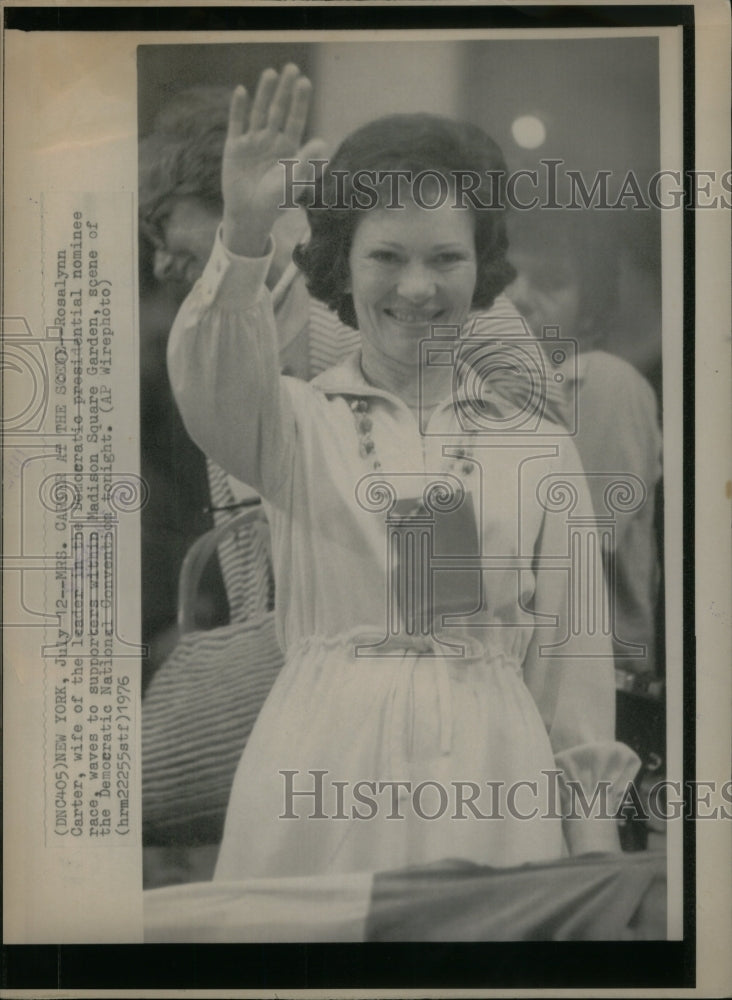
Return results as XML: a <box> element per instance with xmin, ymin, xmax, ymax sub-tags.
<box><xmin>4</xmin><ymin>4</ymin><xmax>696</xmax><ymax>31</ymax></box>
<box><xmin>2</xmin><ymin>3</ymin><xmax>696</xmax><ymax>992</ymax></box>
<box><xmin>681</xmin><ymin>18</ymin><xmax>697</xmax><ymax>965</ymax></box>
<box><xmin>2</xmin><ymin>941</ymin><xmax>689</xmax><ymax>989</ymax></box>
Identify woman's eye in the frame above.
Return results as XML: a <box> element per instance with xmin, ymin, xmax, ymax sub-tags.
<box><xmin>369</xmin><ymin>249</ymin><xmax>400</xmax><ymax>264</ymax></box>
<box><xmin>433</xmin><ymin>252</ymin><xmax>466</xmax><ymax>266</ymax></box>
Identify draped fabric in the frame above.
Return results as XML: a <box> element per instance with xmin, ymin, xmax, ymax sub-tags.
<box><xmin>144</xmin><ymin>850</ymin><xmax>667</xmax><ymax>942</ymax></box>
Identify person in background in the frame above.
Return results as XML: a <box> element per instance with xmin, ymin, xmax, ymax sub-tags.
<box><xmin>505</xmin><ymin>209</ymin><xmax>663</xmax><ymax>679</ymax></box>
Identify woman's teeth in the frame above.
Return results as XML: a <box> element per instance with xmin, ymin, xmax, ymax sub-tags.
<box><xmin>386</xmin><ymin>309</ymin><xmax>440</xmax><ymax>323</ymax></box>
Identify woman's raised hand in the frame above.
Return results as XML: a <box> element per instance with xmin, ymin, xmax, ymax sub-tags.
<box><xmin>222</xmin><ymin>64</ymin><xmax>320</xmax><ymax>258</ymax></box>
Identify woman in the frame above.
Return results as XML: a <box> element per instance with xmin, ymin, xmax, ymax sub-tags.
<box><xmin>169</xmin><ymin>65</ymin><xmax>640</xmax><ymax>879</ymax></box>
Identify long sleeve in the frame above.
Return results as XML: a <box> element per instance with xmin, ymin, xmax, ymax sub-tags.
<box><xmin>522</xmin><ymin>432</ymin><xmax>641</xmax><ymax>854</ymax></box>
<box><xmin>167</xmin><ymin>229</ymin><xmax>295</xmax><ymax>500</ymax></box>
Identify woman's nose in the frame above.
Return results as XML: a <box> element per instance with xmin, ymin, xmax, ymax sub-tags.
<box><xmin>397</xmin><ymin>262</ymin><xmax>436</xmax><ymax>302</ymax></box>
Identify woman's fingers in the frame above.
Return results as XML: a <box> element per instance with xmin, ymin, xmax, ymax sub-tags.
<box><xmin>266</xmin><ymin>63</ymin><xmax>301</xmax><ymax>132</ymax></box>
<box><xmin>226</xmin><ymin>85</ymin><xmax>250</xmax><ymax>141</ymax></box>
<box><xmin>283</xmin><ymin>76</ymin><xmax>313</xmax><ymax>146</ymax></box>
<box><xmin>249</xmin><ymin>67</ymin><xmax>279</xmax><ymax>131</ymax></box>
<box><xmin>243</xmin><ymin>64</ymin><xmax>312</xmax><ymax>144</ymax></box>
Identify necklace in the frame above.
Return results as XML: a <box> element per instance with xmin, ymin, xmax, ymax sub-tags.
<box><xmin>349</xmin><ymin>397</ymin><xmax>475</xmax><ymax>477</ymax></box>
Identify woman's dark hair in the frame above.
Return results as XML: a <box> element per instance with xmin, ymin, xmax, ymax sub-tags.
<box><xmin>293</xmin><ymin>113</ymin><xmax>516</xmax><ymax>329</ymax></box>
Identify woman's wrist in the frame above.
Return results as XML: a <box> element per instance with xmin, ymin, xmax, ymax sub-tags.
<box><xmin>222</xmin><ymin>211</ymin><xmax>276</xmax><ymax>259</ymax></box>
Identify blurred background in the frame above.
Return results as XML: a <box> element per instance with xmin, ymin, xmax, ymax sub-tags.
<box><xmin>138</xmin><ymin>37</ymin><xmax>663</xmax><ymax>689</ymax></box>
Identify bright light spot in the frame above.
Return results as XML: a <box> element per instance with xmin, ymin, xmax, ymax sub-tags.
<box><xmin>511</xmin><ymin>115</ymin><xmax>547</xmax><ymax>149</ymax></box>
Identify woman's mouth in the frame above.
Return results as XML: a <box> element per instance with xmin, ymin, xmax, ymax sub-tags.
<box><xmin>384</xmin><ymin>307</ymin><xmax>443</xmax><ymax>326</ymax></box>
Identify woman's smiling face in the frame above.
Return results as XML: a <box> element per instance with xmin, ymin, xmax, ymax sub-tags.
<box><xmin>347</xmin><ymin>198</ymin><xmax>477</xmax><ymax>366</ymax></box>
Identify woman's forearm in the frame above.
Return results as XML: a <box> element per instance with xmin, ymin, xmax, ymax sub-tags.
<box><xmin>222</xmin><ymin>210</ymin><xmax>277</xmax><ymax>260</ymax></box>
<box><xmin>167</xmin><ymin>230</ymin><xmax>293</xmax><ymax>498</ymax></box>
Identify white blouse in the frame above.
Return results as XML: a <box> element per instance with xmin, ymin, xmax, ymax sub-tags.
<box><xmin>168</xmin><ymin>231</ymin><xmax>641</xmax><ymax>857</ymax></box>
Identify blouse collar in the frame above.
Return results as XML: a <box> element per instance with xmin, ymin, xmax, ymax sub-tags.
<box><xmin>310</xmin><ymin>346</ymin><xmax>569</xmax><ymax>427</ymax></box>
